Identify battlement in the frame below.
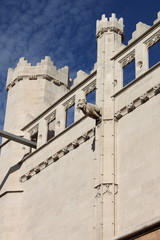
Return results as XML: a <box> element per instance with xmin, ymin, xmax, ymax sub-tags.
<box><xmin>6</xmin><ymin>56</ymin><xmax>69</xmax><ymax>90</ymax></box>
<box><xmin>96</xmin><ymin>13</ymin><xmax>124</xmax><ymax>38</ymax></box>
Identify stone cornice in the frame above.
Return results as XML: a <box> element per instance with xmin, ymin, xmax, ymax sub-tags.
<box><xmin>114</xmin><ymin>83</ymin><xmax>160</xmax><ymax>121</ymax></box>
<box><xmin>6</xmin><ymin>73</ymin><xmax>68</xmax><ymax>90</ymax></box>
<box><xmin>144</xmin><ymin>30</ymin><xmax>160</xmax><ymax>48</ymax></box>
<box><xmin>119</xmin><ymin>50</ymin><xmax>135</xmax><ymax>67</ymax></box>
<box><xmin>82</xmin><ymin>79</ymin><xmax>96</xmax><ymax>94</ymax></box>
<box><xmin>96</xmin><ymin>26</ymin><xmax>123</xmax><ymax>38</ymax></box>
<box><xmin>45</xmin><ymin>111</ymin><xmax>56</xmax><ymax>123</ymax></box>
<box><xmin>19</xmin><ymin>127</ymin><xmax>95</xmax><ymax>182</ymax></box>
<box><xmin>63</xmin><ymin>96</ymin><xmax>75</xmax><ymax>110</ymax></box>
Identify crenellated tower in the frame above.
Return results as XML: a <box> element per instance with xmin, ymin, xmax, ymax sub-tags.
<box><xmin>4</xmin><ymin>56</ymin><xmax>69</xmax><ymax>134</ymax></box>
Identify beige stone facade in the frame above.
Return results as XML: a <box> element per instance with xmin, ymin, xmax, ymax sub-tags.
<box><xmin>0</xmin><ymin>12</ymin><xmax>160</xmax><ymax>240</ymax></box>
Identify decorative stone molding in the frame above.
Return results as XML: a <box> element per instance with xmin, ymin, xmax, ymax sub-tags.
<box><xmin>72</xmin><ymin>140</ymin><xmax>79</xmax><ymax>148</ymax></box>
<box><xmin>53</xmin><ymin>154</ymin><xmax>59</xmax><ymax>162</ymax></box>
<box><xmin>28</xmin><ymin>124</ymin><xmax>39</xmax><ymax>136</ymax></box>
<box><xmin>153</xmin><ymin>84</ymin><xmax>160</xmax><ymax>95</ymax></box>
<box><xmin>43</xmin><ymin>74</ymin><xmax>53</xmax><ymax>81</ymax></box>
<box><xmin>19</xmin><ymin>128</ymin><xmax>95</xmax><ymax>182</ymax></box>
<box><xmin>82</xmin><ymin>133</ymin><xmax>90</xmax><ymax>141</ymax></box>
<box><xmin>17</xmin><ymin>76</ymin><xmax>23</xmax><ymax>81</ymax></box>
<box><xmin>127</xmin><ymin>102</ymin><xmax>135</xmax><ymax>113</ymax></box>
<box><xmin>114</xmin><ymin>82</ymin><xmax>160</xmax><ymax>121</ymax></box>
<box><xmin>34</xmin><ymin>166</ymin><xmax>41</xmax><ymax>174</ymax></box>
<box><xmin>62</xmin><ymin>147</ymin><xmax>69</xmax><ymax>155</ymax></box>
<box><xmin>7</xmin><ymin>73</ymin><xmax>67</xmax><ymax>90</ymax></box>
<box><xmin>45</xmin><ymin>111</ymin><xmax>56</xmax><ymax>123</ymax></box>
<box><xmin>95</xmin><ymin>183</ymin><xmax>118</xmax><ymax>199</ymax></box>
<box><xmin>29</xmin><ymin>75</ymin><xmax>37</xmax><ymax>80</ymax></box>
<box><xmin>144</xmin><ymin>31</ymin><xmax>160</xmax><ymax>48</ymax></box>
<box><xmin>82</xmin><ymin>80</ymin><xmax>96</xmax><ymax>94</ymax></box>
<box><xmin>97</xmin><ymin>27</ymin><xmax>123</xmax><ymax>38</ymax></box>
<box><xmin>137</xmin><ymin>61</ymin><xmax>143</xmax><ymax>69</ymax></box>
<box><xmin>119</xmin><ymin>50</ymin><xmax>135</xmax><ymax>67</ymax></box>
<box><xmin>114</xmin><ymin>111</ymin><xmax>123</xmax><ymax>121</ymax></box>
<box><xmin>43</xmin><ymin>74</ymin><xmax>62</xmax><ymax>86</ymax></box>
<box><xmin>63</xmin><ymin>96</ymin><xmax>75</xmax><ymax>110</ymax></box>
<box><xmin>140</xmin><ymin>93</ymin><xmax>149</xmax><ymax>104</ymax></box>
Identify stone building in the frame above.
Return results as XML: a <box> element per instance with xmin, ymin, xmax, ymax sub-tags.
<box><xmin>0</xmin><ymin>12</ymin><xmax>160</xmax><ymax>240</ymax></box>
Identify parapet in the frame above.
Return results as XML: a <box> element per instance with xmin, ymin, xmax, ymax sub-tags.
<box><xmin>128</xmin><ymin>11</ymin><xmax>160</xmax><ymax>44</ymax></box>
<box><xmin>6</xmin><ymin>56</ymin><xmax>69</xmax><ymax>90</ymax></box>
<box><xmin>128</xmin><ymin>22</ymin><xmax>151</xmax><ymax>44</ymax></box>
<box><xmin>73</xmin><ymin>70</ymin><xmax>89</xmax><ymax>85</ymax></box>
<box><xmin>96</xmin><ymin>13</ymin><xmax>124</xmax><ymax>38</ymax></box>
<box><xmin>153</xmin><ymin>11</ymin><xmax>160</xmax><ymax>24</ymax></box>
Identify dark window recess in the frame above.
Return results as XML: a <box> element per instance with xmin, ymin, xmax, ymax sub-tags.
<box><xmin>86</xmin><ymin>89</ymin><xmax>96</xmax><ymax>104</ymax></box>
<box><xmin>31</xmin><ymin>132</ymin><xmax>38</xmax><ymax>143</ymax></box>
<box><xmin>47</xmin><ymin>119</ymin><xmax>55</xmax><ymax>141</ymax></box>
<box><xmin>30</xmin><ymin>131</ymin><xmax>38</xmax><ymax>152</ymax></box>
<box><xmin>123</xmin><ymin>59</ymin><xmax>135</xmax><ymax>86</ymax></box>
<box><xmin>66</xmin><ymin>104</ymin><xmax>75</xmax><ymax>128</ymax></box>
<box><xmin>149</xmin><ymin>41</ymin><xmax>160</xmax><ymax>68</ymax></box>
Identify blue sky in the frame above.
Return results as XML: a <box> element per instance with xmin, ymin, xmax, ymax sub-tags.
<box><xmin>0</xmin><ymin>0</ymin><xmax>159</xmax><ymax>133</ymax></box>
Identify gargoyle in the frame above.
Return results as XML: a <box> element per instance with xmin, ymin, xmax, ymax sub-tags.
<box><xmin>77</xmin><ymin>100</ymin><xmax>102</xmax><ymax>123</ymax></box>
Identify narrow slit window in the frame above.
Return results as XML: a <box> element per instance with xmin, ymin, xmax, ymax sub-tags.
<box><xmin>31</xmin><ymin>131</ymin><xmax>38</xmax><ymax>143</ymax></box>
<box><xmin>47</xmin><ymin>119</ymin><xmax>55</xmax><ymax>141</ymax></box>
<box><xmin>148</xmin><ymin>41</ymin><xmax>160</xmax><ymax>68</ymax></box>
<box><xmin>86</xmin><ymin>89</ymin><xmax>96</xmax><ymax>104</ymax></box>
<box><xmin>30</xmin><ymin>131</ymin><xmax>38</xmax><ymax>152</ymax></box>
<box><xmin>123</xmin><ymin>59</ymin><xmax>135</xmax><ymax>86</ymax></box>
<box><xmin>65</xmin><ymin>104</ymin><xmax>75</xmax><ymax>128</ymax></box>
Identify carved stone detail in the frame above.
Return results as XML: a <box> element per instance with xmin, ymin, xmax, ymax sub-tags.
<box><xmin>145</xmin><ymin>31</ymin><xmax>160</xmax><ymax>48</ymax></box>
<box><xmin>95</xmin><ymin>183</ymin><xmax>117</xmax><ymax>198</ymax></box>
<box><xmin>45</xmin><ymin>111</ymin><xmax>56</xmax><ymax>123</ymax></box>
<box><xmin>127</xmin><ymin>102</ymin><xmax>135</xmax><ymax>113</ymax></box>
<box><xmin>34</xmin><ymin>166</ymin><xmax>40</xmax><ymax>174</ymax></box>
<box><xmin>114</xmin><ymin>111</ymin><xmax>123</xmax><ymax>121</ymax></box>
<box><xmin>119</xmin><ymin>50</ymin><xmax>135</xmax><ymax>67</ymax></box>
<box><xmin>77</xmin><ymin>100</ymin><xmax>102</xmax><ymax>122</ymax></box>
<box><xmin>53</xmin><ymin>154</ymin><xmax>59</xmax><ymax>162</ymax></box>
<box><xmin>82</xmin><ymin>134</ymin><xmax>90</xmax><ymax>141</ymax></box>
<box><xmin>62</xmin><ymin>147</ymin><xmax>69</xmax><ymax>155</ymax></box>
<box><xmin>96</xmin><ymin>26</ymin><xmax>123</xmax><ymax>38</ymax></box>
<box><xmin>137</xmin><ymin>61</ymin><xmax>143</xmax><ymax>68</ymax></box>
<box><xmin>140</xmin><ymin>93</ymin><xmax>149</xmax><ymax>104</ymax></box>
<box><xmin>17</xmin><ymin>76</ymin><xmax>23</xmax><ymax>81</ymax></box>
<box><xmin>63</xmin><ymin>96</ymin><xmax>75</xmax><ymax>110</ymax></box>
<box><xmin>72</xmin><ymin>140</ymin><xmax>79</xmax><ymax>148</ymax></box>
<box><xmin>43</xmin><ymin>74</ymin><xmax>53</xmax><ymax>81</ymax></box>
<box><xmin>29</xmin><ymin>75</ymin><xmax>37</xmax><ymax>80</ymax></box>
<box><xmin>82</xmin><ymin>80</ymin><xmax>96</xmax><ymax>94</ymax></box>
<box><xmin>153</xmin><ymin>84</ymin><xmax>160</xmax><ymax>95</ymax></box>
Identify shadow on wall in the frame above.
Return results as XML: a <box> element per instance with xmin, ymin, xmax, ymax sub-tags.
<box><xmin>0</xmin><ymin>152</ymin><xmax>29</xmax><ymax>191</ymax></box>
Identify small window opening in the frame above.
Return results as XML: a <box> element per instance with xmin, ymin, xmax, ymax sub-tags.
<box><xmin>123</xmin><ymin>59</ymin><xmax>135</xmax><ymax>86</ymax></box>
<box><xmin>65</xmin><ymin>104</ymin><xmax>75</xmax><ymax>128</ymax></box>
<box><xmin>31</xmin><ymin>131</ymin><xmax>38</xmax><ymax>143</ymax></box>
<box><xmin>86</xmin><ymin>89</ymin><xmax>96</xmax><ymax>104</ymax></box>
<box><xmin>47</xmin><ymin>119</ymin><xmax>55</xmax><ymax>141</ymax></box>
<box><xmin>148</xmin><ymin>41</ymin><xmax>160</xmax><ymax>68</ymax></box>
<box><xmin>30</xmin><ymin>131</ymin><xmax>38</xmax><ymax>152</ymax></box>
